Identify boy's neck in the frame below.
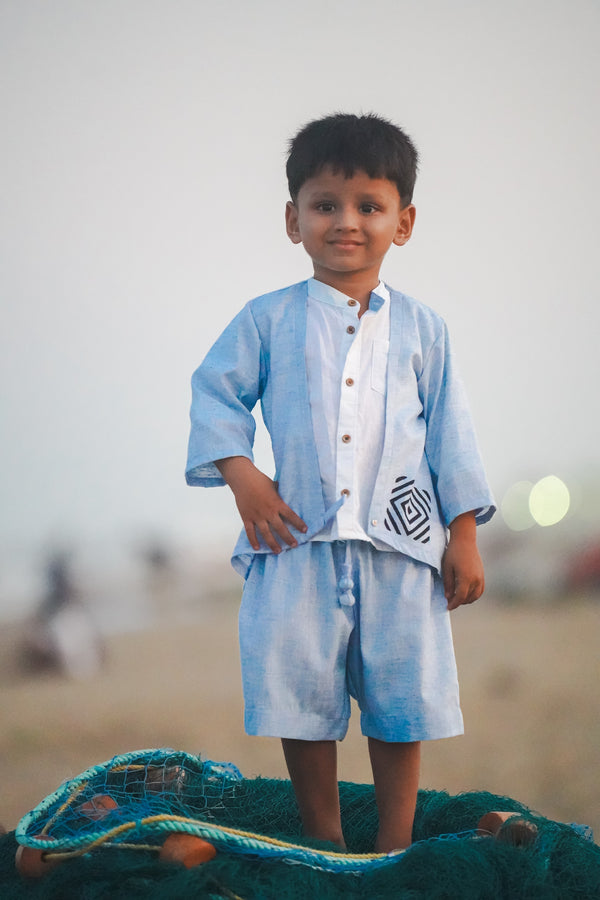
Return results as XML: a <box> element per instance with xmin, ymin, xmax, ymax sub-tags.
<box><xmin>312</xmin><ymin>271</ymin><xmax>382</xmax><ymax>315</ymax></box>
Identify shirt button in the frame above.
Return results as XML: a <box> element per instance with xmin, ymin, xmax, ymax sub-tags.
<box><xmin>341</xmin><ymin>489</ymin><xmax>350</xmax><ymax>497</ymax></box>
<box><xmin>341</xmin><ymin>434</ymin><xmax>351</xmax><ymax>443</ymax></box>
<box><xmin>345</xmin><ymin>377</ymin><xmax>354</xmax><ymax>386</ymax></box>
<box><xmin>346</xmin><ymin>325</ymin><xmax>355</xmax><ymax>334</ymax></box>
<box><xmin>347</xmin><ymin>299</ymin><xmax>357</xmax><ymax>307</ymax></box>
<box><xmin>371</xmin><ymin>519</ymin><xmax>378</xmax><ymax>527</ymax></box>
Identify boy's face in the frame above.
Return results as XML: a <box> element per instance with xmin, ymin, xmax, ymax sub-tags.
<box><xmin>285</xmin><ymin>166</ymin><xmax>415</xmax><ymax>293</ymax></box>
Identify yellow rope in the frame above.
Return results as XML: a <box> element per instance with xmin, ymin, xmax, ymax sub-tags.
<box><xmin>41</xmin><ymin>813</ymin><xmax>397</xmax><ymax>863</ymax></box>
<box><xmin>41</xmin><ymin>781</ymin><xmax>89</xmax><ymax>837</ymax></box>
<box><xmin>29</xmin><ymin>754</ymin><xmax>403</xmax><ymax>868</ymax></box>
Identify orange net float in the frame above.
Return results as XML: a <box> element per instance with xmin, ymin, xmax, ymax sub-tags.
<box><xmin>477</xmin><ymin>811</ymin><xmax>538</xmax><ymax>847</ymax></box>
<box><xmin>77</xmin><ymin>794</ymin><xmax>119</xmax><ymax>821</ymax></box>
<box><xmin>158</xmin><ymin>833</ymin><xmax>217</xmax><ymax>868</ymax></box>
<box><xmin>15</xmin><ymin>835</ymin><xmax>61</xmax><ymax>879</ymax></box>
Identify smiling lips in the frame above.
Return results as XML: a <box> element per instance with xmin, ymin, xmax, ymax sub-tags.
<box><xmin>330</xmin><ymin>240</ymin><xmax>363</xmax><ymax>249</ymax></box>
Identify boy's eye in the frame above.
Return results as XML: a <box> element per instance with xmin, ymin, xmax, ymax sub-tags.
<box><xmin>360</xmin><ymin>203</ymin><xmax>378</xmax><ymax>214</ymax></box>
<box><xmin>316</xmin><ymin>201</ymin><xmax>334</xmax><ymax>212</ymax></box>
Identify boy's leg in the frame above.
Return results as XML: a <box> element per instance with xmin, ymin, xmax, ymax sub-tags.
<box><xmin>281</xmin><ymin>738</ymin><xmax>345</xmax><ymax>848</ymax></box>
<box><xmin>368</xmin><ymin>738</ymin><xmax>420</xmax><ymax>852</ymax></box>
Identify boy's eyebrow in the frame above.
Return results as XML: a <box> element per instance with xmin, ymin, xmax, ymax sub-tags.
<box><xmin>303</xmin><ymin>188</ymin><xmax>391</xmax><ymax>203</ymax></box>
<box><xmin>302</xmin><ymin>186</ymin><xmax>338</xmax><ymax>199</ymax></box>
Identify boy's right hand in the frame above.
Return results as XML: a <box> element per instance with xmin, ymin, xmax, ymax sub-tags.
<box><xmin>215</xmin><ymin>457</ymin><xmax>308</xmax><ymax>553</ymax></box>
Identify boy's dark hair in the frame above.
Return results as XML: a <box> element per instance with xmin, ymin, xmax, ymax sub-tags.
<box><xmin>286</xmin><ymin>113</ymin><xmax>419</xmax><ymax>207</ymax></box>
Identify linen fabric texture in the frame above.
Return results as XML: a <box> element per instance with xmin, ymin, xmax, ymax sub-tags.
<box><xmin>185</xmin><ymin>280</ymin><xmax>496</xmax><ymax>577</ymax></box>
<box><xmin>239</xmin><ymin>539</ymin><xmax>463</xmax><ymax>741</ymax></box>
<box><xmin>305</xmin><ymin>277</ymin><xmax>391</xmax><ymax>543</ymax></box>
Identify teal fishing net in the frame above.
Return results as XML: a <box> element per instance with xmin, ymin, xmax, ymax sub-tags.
<box><xmin>2</xmin><ymin>748</ymin><xmax>599</xmax><ymax>898</ymax></box>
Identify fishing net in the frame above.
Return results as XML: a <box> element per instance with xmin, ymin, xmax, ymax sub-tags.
<box><xmin>2</xmin><ymin>747</ymin><xmax>599</xmax><ymax>898</ymax></box>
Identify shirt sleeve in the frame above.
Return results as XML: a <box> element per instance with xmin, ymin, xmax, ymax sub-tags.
<box><xmin>419</xmin><ymin>322</ymin><xmax>496</xmax><ymax>527</ymax></box>
<box><xmin>185</xmin><ymin>303</ymin><xmax>266</xmax><ymax>487</ymax></box>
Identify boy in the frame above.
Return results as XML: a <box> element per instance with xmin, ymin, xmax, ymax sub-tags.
<box><xmin>186</xmin><ymin>113</ymin><xmax>495</xmax><ymax>852</ymax></box>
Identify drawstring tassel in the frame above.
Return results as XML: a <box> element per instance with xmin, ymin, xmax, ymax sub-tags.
<box><xmin>337</xmin><ymin>543</ymin><xmax>355</xmax><ymax>606</ymax></box>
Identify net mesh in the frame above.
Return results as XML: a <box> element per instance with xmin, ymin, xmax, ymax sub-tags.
<box><xmin>2</xmin><ymin>748</ymin><xmax>599</xmax><ymax>898</ymax></box>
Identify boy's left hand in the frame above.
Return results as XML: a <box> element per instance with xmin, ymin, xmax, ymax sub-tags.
<box><xmin>442</xmin><ymin>512</ymin><xmax>485</xmax><ymax>611</ymax></box>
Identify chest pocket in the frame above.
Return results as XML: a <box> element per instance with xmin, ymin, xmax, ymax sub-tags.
<box><xmin>370</xmin><ymin>339</ymin><xmax>389</xmax><ymax>394</ymax></box>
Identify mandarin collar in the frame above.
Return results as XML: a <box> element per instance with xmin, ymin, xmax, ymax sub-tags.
<box><xmin>307</xmin><ymin>278</ymin><xmax>389</xmax><ymax>313</ymax></box>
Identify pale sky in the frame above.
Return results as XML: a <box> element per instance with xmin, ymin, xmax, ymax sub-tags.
<box><xmin>2</xmin><ymin>0</ymin><xmax>599</xmax><ymax>557</ymax></box>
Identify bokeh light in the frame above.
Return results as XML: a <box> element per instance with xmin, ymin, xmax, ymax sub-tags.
<box><xmin>529</xmin><ymin>475</ymin><xmax>570</xmax><ymax>527</ymax></box>
<box><xmin>500</xmin><ymin>481</ymin><xmax>535</xmax><ymax>531</ymax></box>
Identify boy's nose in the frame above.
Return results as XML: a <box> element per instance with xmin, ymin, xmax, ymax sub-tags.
<box><xmin>334</xmin><ymin>209</ymin><xmax>359</xmax><ymax>230</ymax></box>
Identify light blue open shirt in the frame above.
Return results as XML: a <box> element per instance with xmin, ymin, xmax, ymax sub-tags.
<box><xmin>186</xmin><ymin>280</ymin><xmax>495</xmax><ymax>577</ymax></box>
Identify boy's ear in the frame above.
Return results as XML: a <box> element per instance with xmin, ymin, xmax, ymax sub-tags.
<box><xmin>285</xmin><ymin>201</ymin><xmax>303</xmax><ymax>245</ymax></box>
<box><xmin>393</xmin><ymin>204</ymin><xmax>416</xmax><ymax>246</ymax></box>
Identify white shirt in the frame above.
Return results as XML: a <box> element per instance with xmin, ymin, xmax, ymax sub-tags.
<box><xmin>305</xmin><ymin>277</ymin><xmax>390</xmax><ymax>542</ymax></box>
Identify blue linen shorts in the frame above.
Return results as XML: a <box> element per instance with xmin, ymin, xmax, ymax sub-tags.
<box><xmin>238</xmin><ymin>540</ymin><xmax>464</xmax><ymax>742</ymax></box>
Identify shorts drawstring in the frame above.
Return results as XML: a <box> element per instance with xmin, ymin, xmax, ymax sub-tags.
<box><xmin>337</xmin><ymin>541</ymin><xmax>355</xmax><ymax>607</ymax></box>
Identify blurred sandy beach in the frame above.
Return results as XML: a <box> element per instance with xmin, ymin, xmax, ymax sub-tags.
<box><xmin>1</xmin><ymin>594</ymin><xmax>598</xmax><ymax>842</ymax></box>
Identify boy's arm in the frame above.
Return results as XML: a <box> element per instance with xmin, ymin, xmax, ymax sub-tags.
<box><xmin>442</xmin><ymin>511</ymin><xmax>484</xmax><ymax>611</ymax></box>
<box><xmin>216</xmin><ymin>456</ymin><xmax>307</xmax><ymax>553</ymax></box>
<box><xmin>419</xmin><ymin>322</ymin><xmax>496</xmax><ymax>528</ymax></box>
<box><xmin>186</xmin><ymin>304</ymin><xmax>264</xmax><ymax>488</ymax></box>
